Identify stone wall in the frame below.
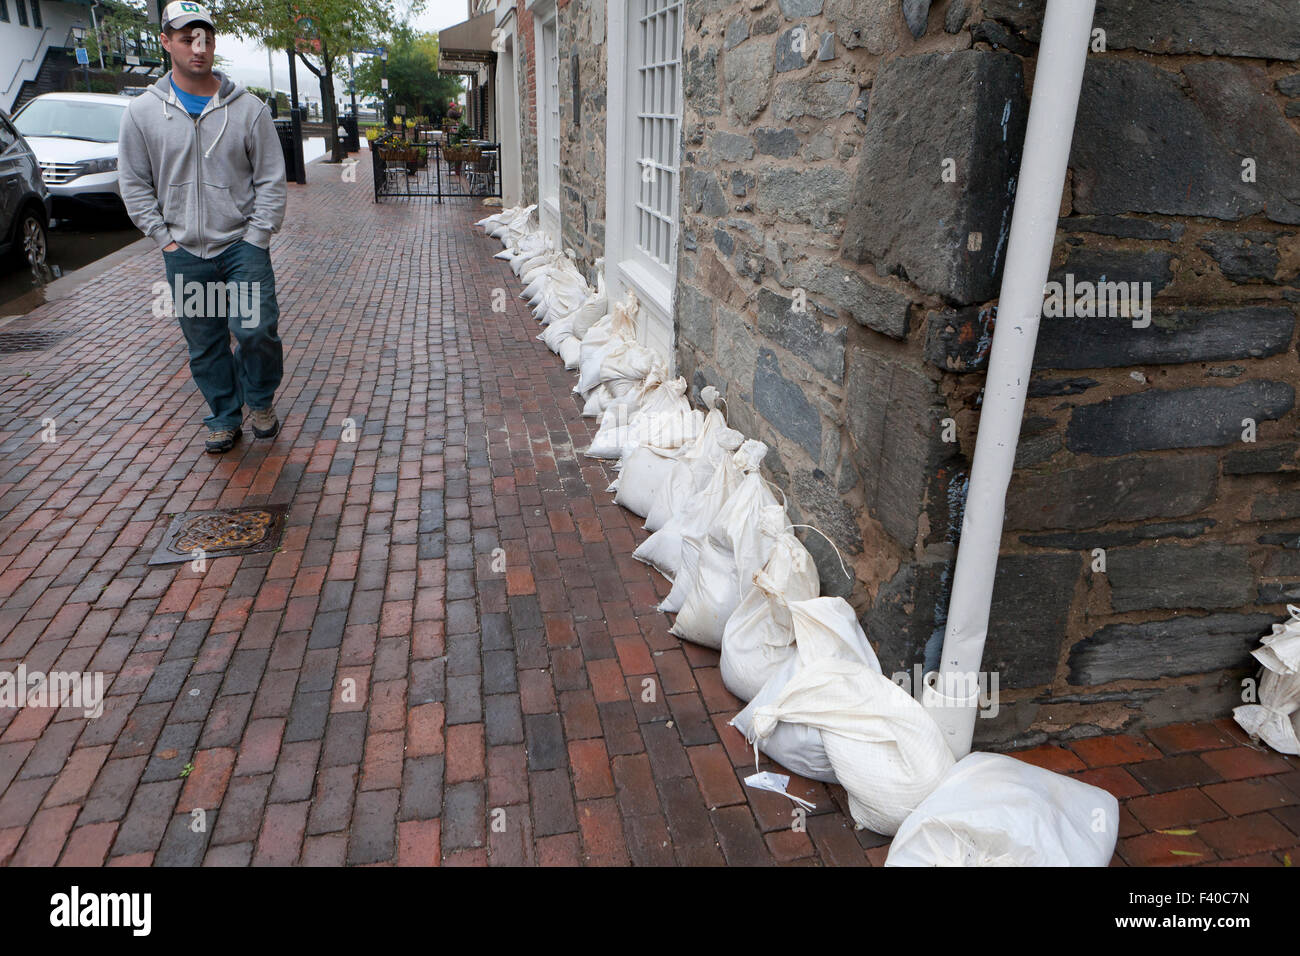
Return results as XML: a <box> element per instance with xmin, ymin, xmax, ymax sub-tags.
<box><xmin>556</xmin><ymin>0</ymin><xmax>609</xmax><ymax>280</ymax></box>
<box><xmin>512</xmin><ymin>0</ymin><xmax>608</xmax><ymax>282</ymax></box>
<box><xmin>672</xmin><ymin>0</ymin><xmax>1300</xmax><ymax>746</ymax></box>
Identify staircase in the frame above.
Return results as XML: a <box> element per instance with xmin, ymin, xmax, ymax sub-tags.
<box><xmin>9</xmin><ymin>47</ymin><xmax>79</xmax><ymax>114</ymax></box>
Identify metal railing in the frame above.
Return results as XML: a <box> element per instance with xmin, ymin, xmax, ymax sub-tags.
<box><xmin>371</xmin><ymin>131</ymin><xmax>501</xmax><ymax>203</ymax></box>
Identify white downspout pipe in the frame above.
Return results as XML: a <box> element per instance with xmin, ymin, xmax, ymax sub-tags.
<box><xmin>924</xmin><ymin>0</ymin><xmax>1096</xmax><ymax>760</ymax></box>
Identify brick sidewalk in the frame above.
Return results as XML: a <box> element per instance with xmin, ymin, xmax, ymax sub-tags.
<box><xmin>0</xmin><ymin>159</ymin><xmax>1296</xmax><ymax>866</ymax></box>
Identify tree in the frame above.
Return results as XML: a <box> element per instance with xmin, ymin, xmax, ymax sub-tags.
<box><xmin>86</xmin><ymin>0</ymin><xmax>158</xmax><ymax>67</ymax></box>
<box><xmin>210</xmin><ymin>0</ymin><xmax>412</xmax><ymax>162</ymax></box>
<box><xmin>351</xmin><ymin>26</ymin><xmax>463</xmax><ymax>127</ymax></box>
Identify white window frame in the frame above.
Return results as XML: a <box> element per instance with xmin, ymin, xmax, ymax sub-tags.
<box><xmin>604</xmin><ymin>0</ymin><xmax>683</xmax><ymax>365</ymax></box>
<box><xmin>493</xmin><ymin>5</ymin><xmax>524</xmax><ymax>207</ymax></box>
<box><xmin>529</xmin><ymin>0</ymin><xmax>561</xmax><ymax>242</ymax></box>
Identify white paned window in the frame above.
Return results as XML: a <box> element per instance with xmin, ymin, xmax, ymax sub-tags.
<box><xmin>604</xmin><ymin>0</ymin><xmax>683</xmax><ymax>363</ymax></box>
<box><xmin>535</xmin><ymin>9</ymin><xmax>561</xmax><ymax>240</ymax></box>
<box><xmin>632</xmin><ymin>0</ymin><xmax>680</xmax><ymax>272</ymax></box>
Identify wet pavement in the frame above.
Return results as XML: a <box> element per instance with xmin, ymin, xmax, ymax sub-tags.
<box><xmin>0</xmin><ymin>219</ymin><xmax>141</xmax><ymax>322</ymax></box>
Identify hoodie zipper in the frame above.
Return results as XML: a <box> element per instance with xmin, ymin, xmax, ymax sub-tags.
<box><xmin>187</xmin><ymin>87</ymin><xmax>222</xmax><ymax>258</ymax></box>
<box><xmin>193</xmin><ymin>107</ymin><xmax>205</xmax><ymax>258</ymax></box>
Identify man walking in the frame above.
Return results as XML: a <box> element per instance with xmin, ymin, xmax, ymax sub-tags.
<box><xmin>119</xmin><ymin>1</ymin><xmax>286</xmax><ymax>453</ymax></box>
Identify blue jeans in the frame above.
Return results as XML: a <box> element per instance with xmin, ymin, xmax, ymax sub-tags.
<box><xmin>163</xmin><ymin>239</ymin><xmax>283</xmax><ymax>431</ymax></box>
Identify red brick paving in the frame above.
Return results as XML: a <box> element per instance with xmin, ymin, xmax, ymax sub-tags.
<box><xmin>1</xmin><ymin>157</ymin><xmax>1298</xmax><ymax>866</ymax></box>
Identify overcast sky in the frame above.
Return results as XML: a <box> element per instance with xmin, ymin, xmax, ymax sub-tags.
<box><xmin>212</xmin><ymin>0</ymin><xmax>472</xmax><ymax>102</ymax></box>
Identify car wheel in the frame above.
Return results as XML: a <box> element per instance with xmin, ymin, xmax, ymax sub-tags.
<box><xmin>15</xmin><ymin>209</ymin><xmax>48</xmax><ymax>268</ymax></box>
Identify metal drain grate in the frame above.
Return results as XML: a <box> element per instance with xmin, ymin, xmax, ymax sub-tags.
<box><xmin>148</xmin><ymin>506</ymin><xmax>288</xmax><ymax>565</ymax></box>
<box><xmin>0</xmin><ymin>330</ymin><xmax>70</xmax><ymax>354</ymax></box>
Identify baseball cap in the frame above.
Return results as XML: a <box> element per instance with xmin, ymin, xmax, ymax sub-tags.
<box><xmin>162</xmin><ymin>1</ymin><xmax>215</xmax><ymax>31</ymax></box>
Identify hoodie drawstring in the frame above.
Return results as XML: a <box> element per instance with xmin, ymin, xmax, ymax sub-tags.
<box><xmin>204</xmin><ymin>96</ymin><xmax>229</xmax><ymax>159</ymax></box>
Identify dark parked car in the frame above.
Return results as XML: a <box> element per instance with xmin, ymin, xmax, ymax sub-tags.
<box><xmin>0</xmin><ymin>109</ymin><xmax>51</xmax><ymax>269</ymax></box>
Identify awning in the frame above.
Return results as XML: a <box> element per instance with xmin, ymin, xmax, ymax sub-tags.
<box><xmin>438</xmin><ymin>12</ymin><xmax>496</xmax><ymax>73</ymax></box>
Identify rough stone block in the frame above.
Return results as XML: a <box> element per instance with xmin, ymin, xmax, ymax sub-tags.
<box><xmin>756</xmin><ymin>288</ymin><xmax>846</xmax><ymax>383</ymax></box>
<box><xmin>841</xmin><ymin>50</ymin><xmax>1028</xmax><ymax>305</ymax></box>
<box><xmin>1066</xmin><ymin>382</ymin><xmax>1295</xmax><ymax>456</ymax></box>
<box><xmin>825</xmin><ymin>0</ymin><xmax>901</xmax><ymax>55</ymax></box>
<box><xmin>1035</xmin><ymin>307</ymin><xmax>1295</xmax><ymax>370</ymax></box>
<box><xmin>1198</xmin><ymin>231</ymin><xmax>1284</xmax><ymax>282</ymax></box>
<box><xmin>868</xmin><ymin>552</ymin><xmax>1079</xmax><ymax>689</ymax></box>
<box><xmin>754</xmin><ymin>349</ymin><xmax>822</xmax><ymax>460</ymax></box>
<box><xmin>753</xmin><ymin>127</ymin><xmax>800</xmax><ymax>158</ymax></box>
<box><xmin>771</xmin><ymin>75</ymin><xmax>857</xmax><ymax>120</ymax></box>
<box><xmin>1068</xmin><ymin>613</ymin><xmax>1277</xmax><ymax>685</ymax></box>
<box><xmin>676</xmin><ymin>283</ymin><xmax>715</xmax><ymax>351</ymax></box>
<box><xmin>1005</xmin><ymin>455</ymin><xmax>1218</xmax><ymax>531</ymax></box>
<box><xmin>783</xmin><ymin>258</ymin><xmax>912</xmax><ymax>340</ymax></box>
<box><xmin>709</xmin><ymin>131</ymin><xmax>754</xmax><ymax>163</ymax></box>
<box><xmin>756</xmin><ymin>165</ymin><xmax>851</xmax><ymax>231</ymax></box>
<box><xmin>723</xmin><ymin>40</ymin><xmax>774</xmax><ymax>124</ymax></box>
<box><xmin>845</xmin><ymin>348</ymin><xmax>946</xmax><ymax>547</ymax></box>
<box><xmin>1107</xmin><ymin>545</ymin><xmax>1253</xmax><ymax>612</ymax></box>
<box><xmin>982</xmin><ymin>0</ymin><xmax>1300</xmax><ymax>61</ymax></box>
<box><xmin>1071</xmin><ymin>60</ymin><xmax>1300</xmax><ymax>224</ymax></box>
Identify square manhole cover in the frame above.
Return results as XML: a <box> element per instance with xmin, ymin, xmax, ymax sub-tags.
<box><xmin>0</xmin><ymin>330</ymin><xmax>70</xmax><ymax>354</ymax></box>
<box><xmin>148</xmin><ymin>506</ymin><xmax>288</xmax><ymax>565</ymax></box>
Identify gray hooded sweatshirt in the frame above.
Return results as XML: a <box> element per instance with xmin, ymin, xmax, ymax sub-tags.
<box><xmin>118</xmin><ymin>71</ymin><xmax>286</xmax><ymax>258</ymax></box>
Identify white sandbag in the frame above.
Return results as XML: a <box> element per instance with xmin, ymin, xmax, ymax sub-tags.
<box><xmin>641</xmin><ymin>390</ymin><xmax>741</xmax><ymax>532</ymax></box>
<box><xmin>591</xmin><ymin>339</ymin><xmax>657</xmax><ymax>392</ymax></box>
<box><xmin>731</xmin><ymin>656</ymin><xmax>835</xmax><ymax>782</ymax></box>
<box><xmin>570</xmin><ymin>294</ymin><xmax>609</xmax><ymax>339</ymax></box>
<box><xmin>515</xmin><ymin>246</ymin><xmax>552</xmax><ymax>278</ymax></box>
<box><xmin>719</xmin><ymin>515</ymin><xmax>820</xmax><ymax>701</ymax></box>
<box><xmin>638</xmin><ymin>436</ymin><xmax>755</xmax><ymax>583</ymax></box>
<box><xmin>582</xmin><ymin>384</ymin><xmax>616</xmax><ymax>418</ymax></box>
<box><xmin>750</xmin><ymin>656</ymin><xmax>954</xmax><ymax>835</ymax></box>
<box><xmin>540</xmin><ymin>317</ymin><xmax>574</xmax><ymax>354</ymax></box>
<box><xmin>614</xmin><ymin>384</ymin><xmax>721</xmax><ymax>520</ymax></box>
<box><xmin>670</xmin><ymin>466</ymin><xmax>780</xmax><ymax>649</ymax></box>
<box><xmin>885</xmin><ymin>752</ymin><xmax>1120</xmax><ymax>867</ymax></box>
<box><xmin>729</xmin><ymin>596</ymin><xmax>884</xmax><ymax>783</ymax></box>
<box><xmin>576</xmin><ymin>293</ymin><xmax>638</xmax><ymax>394</ymax></box>
<box><xmin>559</xmin><ymin>336</ymin><xmax>583</xmax><ymax>369</ymax></box>
<box><xmin>586</xmin><ymin>368</ymin><xmax>676</xmax><ymax>459</ymax></box>
<box><xmin>585</xmin><ymin>371</ymin><xmax>661</xmax><ymax>458</ymax></box>
<box><xmin>615</xmin><ymin>445</ymin><xmax>682</xmax><ymax>518</ymax></box>
<box><xmin>616</xmin><ymin>394</ymin><xmax>699</xmax><ymax>475</ymax></box>
<box><xmin>1233</xmin><ymin>606</ymin><xmax>1300</xmax><ymax>755</ymax></box>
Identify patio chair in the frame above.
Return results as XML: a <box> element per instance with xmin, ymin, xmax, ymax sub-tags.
<box><xmin>466</xmin><ymin>149</ymin><xmax>498</xmax><ymax>196</ymax></box>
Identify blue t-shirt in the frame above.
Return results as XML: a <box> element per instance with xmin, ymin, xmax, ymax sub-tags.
<box><xmin>172</xmin><ymin>84</ymin><xmax>212</xmax><ymax>118</ymax></box>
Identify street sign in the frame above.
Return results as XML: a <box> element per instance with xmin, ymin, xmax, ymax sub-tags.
<box><xmin>356</xmin><ymin>47</ymin><xmax>386</xmax><ymax>56</ymax></box>
<box><xmin>380</xmin><ymin>78</ymin><xmax>388</xmax><ymax>90</ymax></box>
<box><xmin>75</xmin><ymin>47</ymin><xmax>90</xmax><ymax>66</ymax></box>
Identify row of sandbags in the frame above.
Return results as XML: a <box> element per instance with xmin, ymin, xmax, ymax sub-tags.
<box><xmin>476</xmin><ymin>204</ymin><xmax>1119</xmax><ymax>865</ymax></box>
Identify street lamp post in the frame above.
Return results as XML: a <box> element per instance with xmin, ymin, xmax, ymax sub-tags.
<box><xmin>70</xmin><ymin>25</ymin><xmax>91</xmax><ymax>93</ymax></box>
<box><xmin>381</xmin><ymin>49</ymin><xmax>389</xmax><ymax>130</ymax></box>
<box><xmin>343</xmin><ymin>19</ymin><xmax>359</xmax><ymax>130</ymax></box>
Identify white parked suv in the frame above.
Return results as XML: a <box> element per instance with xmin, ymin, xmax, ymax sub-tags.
<box><xmin>11</xmin><ymin>92</ymin><xmax>133</xmax><ymax>219</ymax></box>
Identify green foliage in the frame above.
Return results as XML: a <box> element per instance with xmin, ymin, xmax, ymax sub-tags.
<box><xmin>85</xmin><ymin>0</ymin><xmax>158</xmax><ymax>65</ymax></box>
<box><xmin>351</xmin><ymin>25</ymin><xmax>463</xmax><ymax>124</ymax></box>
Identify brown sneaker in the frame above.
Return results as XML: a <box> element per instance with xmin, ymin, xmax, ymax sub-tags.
<box><xmin>205</xmin><ymin>426</ymin><xmax>242</xmax><ymax>454</ymax></box>
<box><xmin>250</xmin><ymin>406</ymin><xmax>280</xmax><ymax>439</ymax></box>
